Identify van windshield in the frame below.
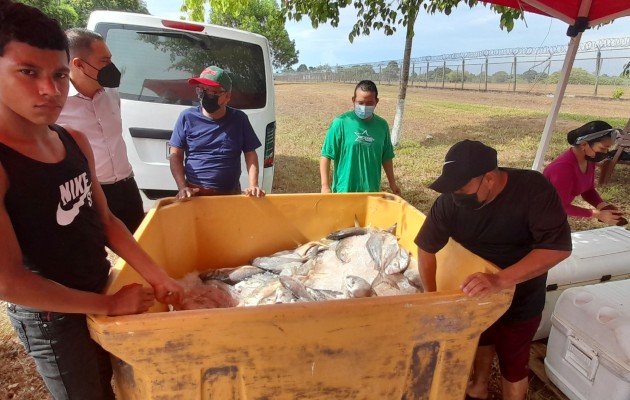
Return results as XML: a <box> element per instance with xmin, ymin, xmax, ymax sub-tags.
<box><xmin>94</xmin><ymin>23</ymin><xmax>267</xmax><ymax>109</ymax></box>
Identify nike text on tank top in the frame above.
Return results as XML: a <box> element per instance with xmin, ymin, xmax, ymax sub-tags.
<box><xmin>0</xmin><ymin>125</ymin><xmax>110</xmax><ymax>293</ymax></box>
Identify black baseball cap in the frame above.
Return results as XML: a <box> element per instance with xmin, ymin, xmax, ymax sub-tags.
<box><xmin>429</xmin><ymin>140</ymin><xmax>498</xmax><ymax>193</ymax></box>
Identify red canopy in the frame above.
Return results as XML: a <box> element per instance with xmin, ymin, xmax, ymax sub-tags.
<box><xmin>483</xmin><ymin>0</ymin><xmax>630</xmax><ymax>26</ymax></box>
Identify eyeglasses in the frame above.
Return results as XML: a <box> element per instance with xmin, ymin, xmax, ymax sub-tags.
<box><xmin>575</xmin><ymin>128</ymin><xmax>621</xmax><ymax>144</ymax></box>
<box><xmin>196</xmin><ymin>87</ymin><xmax>226</xmax><ymax>97</ymax></box>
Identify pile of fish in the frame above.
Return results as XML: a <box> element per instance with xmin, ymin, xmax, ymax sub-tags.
<box><xmin>171</xmin><ymin>225</ymin><xmax>424</xmax><ymax>311</ymax></box>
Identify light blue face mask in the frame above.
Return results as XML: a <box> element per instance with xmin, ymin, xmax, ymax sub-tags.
<box><xmin>354</xmin><ymin>104</ymin><xmax>375</xmax><ymax>120</ymax></box>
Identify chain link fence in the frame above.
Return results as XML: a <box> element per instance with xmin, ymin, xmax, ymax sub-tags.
<box><xmin>276</xmin><ymin>37</ymin><xmax>630</xmax><ymax>98</ymax></box>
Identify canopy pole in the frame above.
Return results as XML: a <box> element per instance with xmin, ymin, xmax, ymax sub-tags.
<box><xmin>532</xmin><ymin>0</ymin><xmax>593</xmax><ymax>171</ymax></box>
<box><xmin>531</xmin><ymin>33</ymin><xmax>582</xmax><ymax>171</ymax></box>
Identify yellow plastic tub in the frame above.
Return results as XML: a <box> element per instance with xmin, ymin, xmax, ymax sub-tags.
<box><xmin>88</xmin><ymin>193</ymin><xmax>513</xmax><ymax>400</ymax></box>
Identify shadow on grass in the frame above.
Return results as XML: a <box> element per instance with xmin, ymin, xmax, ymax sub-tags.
<box><xmin>272</xmin><ymin>154</ymin><xmax>321</xmax><ymax>194</ymax></box>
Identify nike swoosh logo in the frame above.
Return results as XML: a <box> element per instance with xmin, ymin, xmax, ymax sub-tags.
<box><xmin>56</xmin><ymin>185</ymin><xmax>90</xmax><ymax>226</ymax></box>
<box><xmin>443</xmin><ymin>160</ymin><xmax>455</xmax><ymax>165</ymax></box>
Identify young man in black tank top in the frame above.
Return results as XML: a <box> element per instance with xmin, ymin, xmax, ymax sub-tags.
<box><xmin>0</xmin><ymin>2</ymin><xmax>184</xmax><ymax>399</ymax></box>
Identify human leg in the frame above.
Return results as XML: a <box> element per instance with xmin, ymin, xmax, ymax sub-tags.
<box><xmin>502</xmin><ymin>376</ymin><xmax>529</xmax><ymax>400</ymax></box>
<box><xmin>466</xmin><ymin>345</ymin><xmax>495</xmax><ymax>399</ymax></box>
<box><xmin>7</xmin><ymin>304</ymin><xmax>115</xmax><ymax>400</ymax></box>
<box><xmin>494</xmin><ymin>315</ymin><xmax>542</xmax><ymax>400</ymax></box>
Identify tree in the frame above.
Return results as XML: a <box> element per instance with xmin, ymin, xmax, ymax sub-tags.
<box><xmin>17</xmin><ymin>0</ymin><xmax>79</xmax><ymax>28</ymax></box>
<box><xmin>282</xmin><ymin>0</ymin><xmax>522</xmax><ymax>145</ymax></box>
<box><xmin>179</xmin><ymin>0</ymin><xmax>249</xmax><ymax>21</ymax></box>
<box><xmin>181</xmin><ymin>0</ymin><xmax>299</xmax><ymax>71</ymax></box>
<box><xmin>427</xmin><ymin>66</ymin><xmax>452</xmax><ymax>82</ymax></box>
<box><xmin>382</xmin><ymin>60</ymin><xmax>401</xmax><ymax>82</ymax></box>
<box><xmin>491</xmin><ymin>71</ymin><xmax>510</xmax><ymax>83</ymax></box>
<box><xmin>17</xmin><ymin>0</ymin><xmax>148</xmax><ymax>28</ymax></box>
<box><xmin>520</xmin><ymin>69</ymin><xmax>547</xmax><ymax>83</ymax></box>
<box><xmin>546</xmin><ymin>68</ymin><xmax>595</xmax><ymax>85</ymax></box>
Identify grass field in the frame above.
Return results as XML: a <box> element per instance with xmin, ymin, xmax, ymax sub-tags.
<box><xmin>273</xmin><ymin>82</ymin><xmax>630</xmax><ymax>232</ymax></box>
<box><xmin>1</xmin><ymin>82</ymin><xmax>629</xmax><ymax>400</ymax></box>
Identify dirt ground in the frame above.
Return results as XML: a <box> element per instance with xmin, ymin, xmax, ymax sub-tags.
<box><xmin>1</xmin><ymin>85</ymin><xmax>627</xmax><ymax>399</ymax></box>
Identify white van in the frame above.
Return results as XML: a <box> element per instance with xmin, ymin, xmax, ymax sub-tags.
<box><xmin>86</xmin><ymin>11</ymin><xmax>276</xmax><ymax>210</ymax></box>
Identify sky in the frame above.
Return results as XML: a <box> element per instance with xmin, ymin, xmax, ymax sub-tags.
<box><xmin>144</xmin><ymin>1</ymin><xmax>630</xmax><ymax>69</ymax></box>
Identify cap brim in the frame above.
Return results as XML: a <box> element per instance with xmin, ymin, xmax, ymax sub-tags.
<box><xmin>429</xmin><ymin>174</ymin><xmax>471</xmax><ymax>194</ymax></box>
<box><xmin>187</xmin><ymin>77</ymin><xmax>221</xmax><ymax>87</ymax></box>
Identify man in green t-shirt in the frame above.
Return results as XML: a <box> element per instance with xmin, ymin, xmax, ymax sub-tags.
<box><xmin>320</xmin><ymin>80</ymin><xmax>401</xmax><ymax>194</ymax></box>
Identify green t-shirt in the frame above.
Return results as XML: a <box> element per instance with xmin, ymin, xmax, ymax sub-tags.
<box><xmin>321</xmin><ymin>111</ymin><xmax>395</xmax><ymax>193</ymax></box>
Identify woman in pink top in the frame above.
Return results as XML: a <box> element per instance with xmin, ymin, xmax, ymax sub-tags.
<box><xmin>544</xmin><ymin>120</ymin><xmax>627</xmax><ymax>226</ymax></box>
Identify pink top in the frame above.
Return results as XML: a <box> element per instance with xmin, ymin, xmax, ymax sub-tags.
<box><xmin>543</xmin><ymin>148</ymin><xmax>604</xmax><ymax>218</ymax></box>
<box><xmin>57</xmin><ymin>85</ymin><xmax>133</xmax><ymax>184</ymax></box>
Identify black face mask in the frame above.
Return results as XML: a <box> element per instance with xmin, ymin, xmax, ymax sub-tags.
<box><xmin>452</xmin><ymin>192</ymin><xmax>484</xmax><ymax>209</ymax></box>
<box><xmin>451</xmin><ymin>176</ymin><xmax>486</xmax><ymax>209</ymax></box>
<box><xmin>81</xmin><ymin>60</ymin><xmax>121</xmax><ymax>88</ymax></box>
<box><xmin>201</xmin><ymin>92</ymin><xmax>221</xmax><ymax>114</ymax></box>
<box><xmin>585</xmin><ymin>152</ymin><xmax>609</xmax><ymax>163</ymax></box>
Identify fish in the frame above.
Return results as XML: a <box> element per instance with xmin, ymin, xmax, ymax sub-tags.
<box><xmin>366</xmin><ymin>229</ymin><xmax>400</xmax><ymax>290</ymax></box>
<box><xmin>403</xmin><ymin>257</ymin><xmax>424</xmax><ymax>291</ymax></box>
<box><xmin>279</xmin><ymin>276</ymin><xmax>314</xmax><ymax>301</ymax></box>
<box><xmin>385</xmin><ymin>248</ymin><xmax>410</xmax><ymax>275</ymax></box>
<box><xmin>335</xmin><ymin>236</ymin><xmax>355</xmax><ymax>263</ymax></box>
<box><xmin>373</xmin><ymin>273</ymin><xmax>421</xmax><ymax>297</ymax></box>
<box><xmin>179</xmin><ymin>224</ymin><xmax>423</xmax><ymax>310</ymax></box>
<box><xmin>252</xmin><ymin>256</ymin><xmax>305</xmax><ymax>274</ymax></box>
<box><xmin>305</xmin><ymin>244</ymin><xmax>327</xmax><ymax>259</ymax></box>
<box><xmin>238</xmin><ymin>277</ymin><xmax>282</xmax><ymax>307</ymax></box>
<box><xmin>295</xmin><ymin>241</ymin><xmax>328</xmax><ymax>258</ymax></box>
<box><xmin>303</xmin><ymin>247</ymin><xmax>353</xmax><ymax>292</ymax></box>
<box><xmin>233</xmin><ymin>272</ymin><xmax>278</xmax><ymax>299</ymax></box>
<box><xmin>306</xmin><ymin>287</ymin><xmax>344</xmax><ymax>301</ymax></box>
<box><xmin>274</xmin><ymin>285</ymin><xmax>297</xmax><ymax>304</ymax></box>
<box><xmin>380</xmin><ymin>232</ymin><xmax>400</xmax><ymax>270</ymax></box>
<box><xmin>366</xmin><ymin>231</ymin><xmax>384</xmax><ymax>269</ymax></box>
<box><xmin>174</xmin><ymin>279</ymin><xmax>240</xmax><ymax>310</ymax></box>
<box><xmin>344</xmin><ymin>275</ymin><xmax>376</xmax><ymax>298</ymax></box>
<box><xmin>391</xmin><ymin>273</ymin><xmax>423</xmax><ymax>294</ymax></box>
<box><xmin>199</xmin><ymin>265</ymin><xmax>264</xmax><ymax>285</ymax></box>
<box><xmin>326</xmin><ymin>226</ymin><xmax>368</xmax><ymax>241</ymax></box>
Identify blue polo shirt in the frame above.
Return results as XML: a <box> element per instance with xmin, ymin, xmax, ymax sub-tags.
<box><xmin>170</xmin><ymin>106</ymin><xmax>261</xmax><ymax>192</ymax></box>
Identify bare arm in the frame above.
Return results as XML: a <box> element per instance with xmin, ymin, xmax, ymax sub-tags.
<box><xmin>460</xmin><ymin>248</ymin><xmax>571</xmax><ymax>298</ymax></box>
<box><xmin>417</xmin><ymin>248</ymin><xmax>438</xmax><ymax>292</ymax></box>
<box><xmin>320</xmin><ymin>156</ymin><xmax>332</xmax><ymax>193</ymax></box>
<box><xmin>169</xmin><ymin>146</ymin><xmax>198</xmax><ymax>199</ymax></box>
<box><xmin>69</xmin><ymin>129</ymin><xmax>183</xmax><ymax>305</ymax></box>
<box><xmin>243</xmin><ymin>150</ymin><xmax>264</xmax><ymax>197</ymax></box>
<box><xmin>382</xmin><ymin>159</ymin><xmax>400</xmax><ymax>196</ymax></box>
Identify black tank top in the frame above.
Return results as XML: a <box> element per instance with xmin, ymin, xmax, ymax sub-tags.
<box><xmin>0</xmin><ymin>125</ymin><xmax>109</xmax><ymax>293</ymax></box>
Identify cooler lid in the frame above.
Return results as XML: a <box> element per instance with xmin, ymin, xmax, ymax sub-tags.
<box><xmin>553</xmin><ymin>280</ymin><xmax>630</xmax><ymax>372</ymax></box>
<box><xmin>547</xmin><ymin>227</ymin><xmax>630</xmax><ymax>286</ymax></box>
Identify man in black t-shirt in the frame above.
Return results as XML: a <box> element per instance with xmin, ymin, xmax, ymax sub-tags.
<box><xmin>415</xmin><ymin>140</ymin><xmax>571</xmax><ymax>400</ymax></box>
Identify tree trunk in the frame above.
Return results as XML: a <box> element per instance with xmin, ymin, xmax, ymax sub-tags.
<box><xmin>391</xmin><ymin>8</ymin><xmax>417</xmax><ymax>146</ymax></box>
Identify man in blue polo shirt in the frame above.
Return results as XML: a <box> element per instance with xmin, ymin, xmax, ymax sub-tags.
<box><xmin>169</xmin><ymin>65</ymin><xmax>265</xmax><ymax>198</ymax></box>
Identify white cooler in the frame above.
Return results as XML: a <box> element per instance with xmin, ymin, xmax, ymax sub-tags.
<box><xmin>544</xmin><ymin>279</ymin><xmax>630</xmax><ymax>400</ymax></box>
<box><xmin>534</xmin><ymin>226</ymin><xmax>630</xmax><ymax>340</ymax></box>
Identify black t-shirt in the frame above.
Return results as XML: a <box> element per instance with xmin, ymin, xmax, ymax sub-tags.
<box><xmin>415</xmin><ymin>168</ymin><xmax>572</xmax><ymax>321</ymax></box>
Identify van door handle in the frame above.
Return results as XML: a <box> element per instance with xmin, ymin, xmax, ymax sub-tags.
<box><xmin>129</xmin><ymin>128</ymin><xmax>173</xmax><ymax>140</ymax></box>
